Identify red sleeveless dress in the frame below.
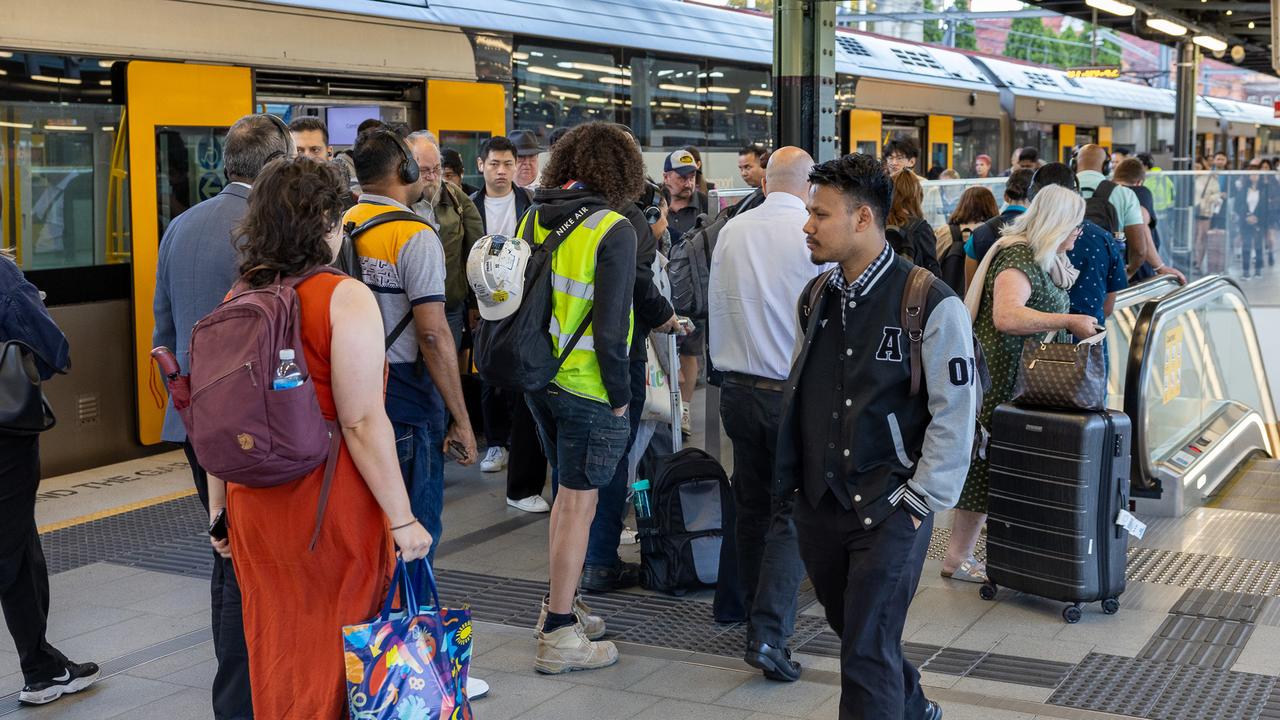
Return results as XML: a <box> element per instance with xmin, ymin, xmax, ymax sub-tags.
<box><xmin>227</xmin><ymin>272</ymin><xmax>395</xmax><ymax>719</ymax></box>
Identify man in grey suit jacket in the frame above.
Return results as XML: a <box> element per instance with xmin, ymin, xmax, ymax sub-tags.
<box><xmin>151</xmin><ymin>113</ymin><xmax>292</xmax><ymax>720</ymax></box>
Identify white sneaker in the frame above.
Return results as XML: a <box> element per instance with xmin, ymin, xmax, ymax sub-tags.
<box><xmin>466</xmin><ymin>675</ymin><xmax>490</xmax><ymax>700</ymax></box>
<box><xmin>620</xmin><ymin>527</ymin><xmax>638</xmax><ymax>545</ymax></box>
<box><xmin>481</xmin><ymin>446</ymin><xmax>508</xmax><ymax>473</ymax></box>
<box><xmin>507</xmin><ymin>495</ymin><xmax>551</xmax><ymax>513</ymax></box>
<box><xmin>681</xmin><ymin>403</ymin><xmax>692</xmax><ymax>437</ymax></box>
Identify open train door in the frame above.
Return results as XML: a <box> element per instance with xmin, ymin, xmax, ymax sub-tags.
<box><xmin>123</xmin><ymin>61</ymin><xmax>252</xmax><ymax>445</ymax></box>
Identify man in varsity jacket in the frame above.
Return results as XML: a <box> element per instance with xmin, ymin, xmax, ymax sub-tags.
<box><xmin>776</xmin><ymin>154</ymin><xmax>977</xmax><ymax>720</ymax></box>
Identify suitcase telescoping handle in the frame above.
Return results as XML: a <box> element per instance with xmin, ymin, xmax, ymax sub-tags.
<box><xmin>668</xmin><ymin>331</ymin><xmax>682</xmax><ymax>453</ymax></box>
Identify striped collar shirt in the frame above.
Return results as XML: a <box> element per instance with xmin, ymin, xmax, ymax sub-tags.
<box><xmin>827</xmin><ymin>242</ymin><xmax>894</xmax><ymax>325</ymax></box>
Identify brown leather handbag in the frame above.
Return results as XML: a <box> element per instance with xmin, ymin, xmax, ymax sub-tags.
<box><xmin>1011</xmin><ymin>330</ymin><xmax>1108</xmax><ymax>411</ymax></box>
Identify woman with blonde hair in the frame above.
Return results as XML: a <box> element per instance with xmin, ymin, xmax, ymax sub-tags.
<box><xmin>940</xmin><ymin>185</ymin><xmax>1100</xmax><ymax>582</ymax></box>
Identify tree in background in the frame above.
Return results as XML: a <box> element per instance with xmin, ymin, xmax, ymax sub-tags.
<box><xmin>923</xmin><ymin>0</ymin><xmax>978</xmax><ymax>51</ymax></box>
<box><xmin>1004</xmin><ymin>16</ymin><xmax>1120</xmax><ymax>69</ymax></box>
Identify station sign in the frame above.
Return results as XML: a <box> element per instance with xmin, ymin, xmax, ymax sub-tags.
<box><xmin>1066</xmin><ymin>67</ymin><xmax>1121</xmax><ymax>79</ymax></box>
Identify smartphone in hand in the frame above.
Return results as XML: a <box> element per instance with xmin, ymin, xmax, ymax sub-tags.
<box><xmin>446</xmin><ymin>440</ymin><xmax>470</xmax><ymax>463</ymax></box>
<box><xmin>208</xmin><ymin>508</ymin><xmax>228</xmax><ymax>541</ymax></box>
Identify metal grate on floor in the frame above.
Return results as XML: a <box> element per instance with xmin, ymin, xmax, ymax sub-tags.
<box><xmin>1170</xmin><ymin>588</ymin><xmax>1269</xmax><ymax>623</ymax></box>
<box><xmin>1049</xmin><ymin>653</ymin><xmax>1182</xmax><ymax>717</ymax></box>
<box><xmin>1139</xmin><ymin>615</ymin><xmax>1255</xmax><ymax>669</ymax></box>
<box><xmin>1126</xmin><ymin>547</ymin><xmax>1280</xmax><ymax>596</ymax></box>
<box><xmin>40</xmin><ymin>494</ymin><xmax>207</xmax><ymax>575</ymax></box>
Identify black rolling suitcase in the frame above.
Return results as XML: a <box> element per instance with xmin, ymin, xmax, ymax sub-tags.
<box><xmin>980</xmin><ymin>404</ymin><xmax>1130</xmax><ymax>623</ymax></box>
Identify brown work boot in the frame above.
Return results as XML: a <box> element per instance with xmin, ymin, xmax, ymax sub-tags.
<box><xmin>537</xmin><ymin>595</ymin><xmax>606</xmax><ymax>640</ymax></box>
<box><xmin>535</xmin><ymin>623</ymin><xmax>618</xmax><ymax>674</ymax></box>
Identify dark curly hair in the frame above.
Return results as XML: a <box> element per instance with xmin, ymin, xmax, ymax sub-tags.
<box><xmin>236</xmin><ymin>156</ymin><xmax>344</xmax><ymax>288</ymax></box>
<box><xmin>540</xmin><ymin>122</ymin><xmax>645</xmax><ymax>209</ymax></box>
<box><xmin>809</xmin><ymin>153</ymin><xmax>893</xmax><ymax>230</ymax></box>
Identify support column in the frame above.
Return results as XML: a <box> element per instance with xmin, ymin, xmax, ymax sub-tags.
<box><xmin>774</xmin><ymin>0</ymin><xmax>837</xmax><ymax>161</ymax></box>
<box><xmin>1172</xmin><ymin>41</ymin><xmax>1199</xmax><ymax>172</ymax></box>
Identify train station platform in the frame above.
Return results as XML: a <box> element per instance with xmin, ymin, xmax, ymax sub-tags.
<box><xmin>9</xmin><ymin>376</ymin><xmax>1280</xmax><ymax>720</ymax></box>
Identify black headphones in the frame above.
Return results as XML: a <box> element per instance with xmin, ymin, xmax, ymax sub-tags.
<box><xmin>261</xmin><ymin>113</ymin><xmax>296</xmax><ymax>163</ymax></box>
<box><xmin>376</xmin><ymin>129</ymin><xmax>420</xmax><ymax>185</ymax></box>
<box><xmin>1068</xmin><ymin>147</ymin><xmax>1110</xmax><ymax>177</ymax></box>
<box><xmin>638</xmin><ymin>179</ymin><xmax>662</xmax><ymax>225</ymax></box>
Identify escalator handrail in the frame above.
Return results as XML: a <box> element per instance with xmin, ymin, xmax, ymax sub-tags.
<box><xmin>1123</xmin><ymin>274</ymin><xmax>1278</xmax><ymax>495</ymax></box>
<box><xmin>1113</xmin><ymin>274</ymin><xmax>1181</xmax><ymax>311</ymax></box>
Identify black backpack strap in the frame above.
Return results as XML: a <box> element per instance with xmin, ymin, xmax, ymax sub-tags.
<box><xmin>345</xmin><ymin>209</ymin><xmax>433</xmax><ymax>350</ymax></box>
<box><xmin>798</xmin><ymin>267</ymin><xmax>838</xmax><ymax>328</ymax></box>
<box><xmin>949</xmin><ymin>224</ymin><xmax>963</xmax><ymax>246</ymax></box>
<box><xmin>522</xmin><ymin>203</ymin><xmax>603</xmax><ymax>364</ymax></box>
<box><xmin>1093</xmin><ymin>180</ymin><xmax>1118</xmax><ymax>203</ymax></box>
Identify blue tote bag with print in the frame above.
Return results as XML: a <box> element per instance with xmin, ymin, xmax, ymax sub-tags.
<box><xmin>342</xmin><ymin>559</ymin><xmax>474</xmax><ymax>720</ymax></box>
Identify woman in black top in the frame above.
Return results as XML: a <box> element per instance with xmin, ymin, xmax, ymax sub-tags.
<box><xmin>1237</xmin><ymin>167</ymin><xmax>1270</xmax><ymax>278</ymax></box>
<box><xmin>0</xmin><ymin>250</ymin><xmax>100</xmax><ymax>706</ymax></box>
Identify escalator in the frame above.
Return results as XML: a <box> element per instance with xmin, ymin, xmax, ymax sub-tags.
<box><xmin>1122</xmin><ymin>276</ymin><xmax>1280</xmax><ymax>517</ymax></box>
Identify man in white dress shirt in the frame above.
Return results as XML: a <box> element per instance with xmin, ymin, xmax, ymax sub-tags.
<box><xmin>708</xmin><ymin>146</ymin><xmax>827</xmax><ymax>683</ymax></box>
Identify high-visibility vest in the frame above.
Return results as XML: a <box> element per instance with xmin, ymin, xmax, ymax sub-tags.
<box><xmin>1148</xmin><ymin>168</ymin><xmax>1176</xmax><ymax>212</ymax></box>
<box><xmin>519</xmin><ymin>207</ymin><xmax>634</xmax><ymax>404</ymax></box>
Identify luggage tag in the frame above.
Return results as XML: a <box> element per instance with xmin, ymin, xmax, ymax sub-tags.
<box><xmin>1115</xmin><ymin>508</ymin><xmax>1147</xmax><ymax>539</ymax></box>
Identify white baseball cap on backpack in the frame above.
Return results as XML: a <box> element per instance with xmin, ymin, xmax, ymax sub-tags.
<box><xmin>467</xmin><ymin>234</ymin><xmax>532</xmax><ymax>321</ymax></box>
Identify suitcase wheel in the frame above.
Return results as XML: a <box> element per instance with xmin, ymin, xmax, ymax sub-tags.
<box><xmin>1102</xmin><ymin>597</ymin><xmax>1120</xmax><ymax>615</ymax></box>
<box><xmin>1063</xmin><ymin>604</ymin><xmax>1083</xmax><ymax>624</ymax></box>
<box><xmin>979</xmin><ymin>583</ymin><xmax>997</xmax><ymax>601</ymax></box>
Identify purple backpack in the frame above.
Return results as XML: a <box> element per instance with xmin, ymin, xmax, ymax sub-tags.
<box><xmin>175</xmin><ymin>267</ymin><xmax>342</xmax><ymax>550</ymax></box>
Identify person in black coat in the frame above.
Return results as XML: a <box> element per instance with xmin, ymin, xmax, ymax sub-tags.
<box><xmin>0</xmin><ymin>251</ymin><xmax>101</xmax><ymax>707</ymax></box>
<box><xmin>1237</xmin><ymin>167</ymin><xmax>1270</xmax><ymax>278</ymax></box>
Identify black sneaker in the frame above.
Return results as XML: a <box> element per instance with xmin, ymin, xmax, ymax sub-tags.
<box><xmin>19</xmin><ymin>661</ymin><xmax>100</xmax><ymax>705</ymax></box>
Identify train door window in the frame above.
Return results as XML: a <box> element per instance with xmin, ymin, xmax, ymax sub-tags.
<box><xmin>952</xmin><ymin>117</ymin><xmax>999</xmax><ymax>177</ymax></box>
<box><xmin>1013</xmin><ymin>121</ymin><xmax>1055</xmax><ymax>170</ymax></box>
<box><xmin>439</xmin><ymin>129</ymin><xmax>491</xmax><ymax>191</ymax></box>
<box><xmin>882</xmin><ymin>117</ymin><xmax>924</xmax><ymax>171</ymax></box>
<box><xmin>512</xmin><ymin>42</ymin><xmax>626</xmax><ymax>148</ymax></box>
<box><xmin>154</xmin><ymin>127</ymin><xmax>229</xmax><ymax>241</ymax></box>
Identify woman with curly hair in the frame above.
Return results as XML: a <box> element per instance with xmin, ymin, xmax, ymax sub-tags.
<box><xmin>221</xmin><ymin>156</ymin><xmax>430</xmax><ymax>717</ymax></box>
<box><xmin>518</xmin><ymin>122</ymin><xmax>644</xmax><ymax>674</ymax></box>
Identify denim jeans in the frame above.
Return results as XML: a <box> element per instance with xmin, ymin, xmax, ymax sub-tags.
<box><xmin>393</xmin><ymin>421</ymin><xmax>445</xmax><ymax>565</ymax></box>
<box><xmin>585</xmin><ymin>358</ymin><xmax>647</xmax><ymax>568</ymax></box>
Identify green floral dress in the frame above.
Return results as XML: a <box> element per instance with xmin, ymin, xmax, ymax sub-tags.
<box><xmin>958</xmin><ymin>243</ymin><xmax>1069</xmax><ymax>513</ymax></box>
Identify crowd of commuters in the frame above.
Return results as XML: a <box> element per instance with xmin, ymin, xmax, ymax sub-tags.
<box><xmin>7</xmin><ymin>104</ymin><xmax>1277</xmax><ymax>720</ymax></box>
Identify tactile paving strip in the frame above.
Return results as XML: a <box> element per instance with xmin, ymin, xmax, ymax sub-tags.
<box><xmin>966</xmin><ymin>653</ymin><xmax>1077</xmax><ymax>688</ymax></box>
<box><xmin>1126</xmin><ymin>547</ymin><xmax>1280</xmax><ymax>596</ymax></box>
<box><xmin>1170</xmin><ymin>588</ymin><xmax>1269</xmax><ymax>623</ymax></box>
<box><xmin>1139</xmin><ymin>615</ymin><xmax>1255</xmax><ymax>669</ymax></box>
<box><xmin>41</xmin><ymin>494</ymin><xmax>207</xmax><ymax>574</ymax></box>
<box><xmin>1049</xmin><ymin>653</ymin><xmax>1181</xmax><ymax>717</ymax></box>
<box><xmin>1147</xmin><ymin>665</ymin><xmax>1276</xmax><ymax>720</ymax></box>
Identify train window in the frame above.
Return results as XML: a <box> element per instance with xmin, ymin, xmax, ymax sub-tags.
<box><xmin>1013</xmin><ymin>122</ymin><xmax>1055</xmax><ymax>170</ymax></box>
<box><xmin>639</xmin><ymin>56</ymin><xmax>704</xmax><ymax>149</ymax></box>
<box><xmin>703</xmin><ymin>63</ymin><xmax>772</xmax><ymax>149</ymax></box>
<box><xmin>0</xmin><ymin>103</ymin><xmax>127</xmax><ymax>271</ymax></box>
<box><xmin>154</xmin><ymin>127</ymin><xmax>230</xmax><ymax>242</ymax></box>
<box><xmin>512</xmin><ymin>42</ymin><xmax>626</xmax><ymax>147</ymax></box>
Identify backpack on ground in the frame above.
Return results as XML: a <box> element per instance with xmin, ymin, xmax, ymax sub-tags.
<box><xmin>1084</xmin><ymin>180</ymin><xmax>1123</xmax><ymax>240</ymax></box>
<box><xmin>333</xmin><ymin>210</ymin><xmax>429</xmax><ymax>278</ymax></box>
<box><xmin>667</xmin><ymin>211</ymin><xmax>728</xmax><ymax>320</ymax></box>
<box><xmin>638</xmin><ymin>447</ymin><xmax>732</xmax><ymax>596</ymax></box>
<box><xmin>178</xmin><ymin>267</ymin><xmax>344</xmax><ymax>550</ymax></box>
<box><xmin>886</xmin><ymin>217</ymin><xmax>943</xmax><ymax>277</ymax></box>
<box><xmin>938</xmin><ymin>224</ymin><xmax>969</xmax><ymax>295</ymax></box>
<box><xmin>473</xmin><ymin>204</ymin><xmax>595</xmax><ymax>392</ymax></box>
<box><xmin>800</xmin><ymin>266</ymin><xmax>991</xmax><ymax>459</ymax></box>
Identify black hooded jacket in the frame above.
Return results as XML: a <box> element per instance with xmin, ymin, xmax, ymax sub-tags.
<box><xmin>530</xmin><ymin>187</ymin><xmax>637</xmax><ymax>409</ymax></box>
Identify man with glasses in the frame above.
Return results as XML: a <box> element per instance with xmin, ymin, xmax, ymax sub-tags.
<box><xmin>409</xmin><ymin>133</ymin><xmax>484</xmax><ymax>350</ymax></box>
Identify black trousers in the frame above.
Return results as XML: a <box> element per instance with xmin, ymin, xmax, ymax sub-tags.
<box><xmin>183</xmin><ymin>442</ymin><xmax>254</xmax><ymax>720</ymax></box>
<box><xmin>506</xmin><ymin>392</ymin><xmax>550</xmax><ymax>502</ymax></box>
<box><xmin>0</xmin><ymin>435</ymin><xmax>68</xmax><ymax>684</ymax></box>
<box><xmin>795</xmin><ymin>490</ymin><xmax>932</xmax><ymax>720</ymax></box>
<box><xmin>481</xmin><ymin>383</ymin><xmax>512</xmax><ymax>448</ymax></box>
<box><xmin>720</xmin><ymin>382</ymin><xmax>804</xmax><ymax>647</ymax></box>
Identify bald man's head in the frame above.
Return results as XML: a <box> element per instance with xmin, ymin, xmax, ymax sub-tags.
<box><xmin>1077</xmin><ymin>144</ymin><xmax>1108</xmax><ymax>173</ymax></box>
<box><xmin>763</xmin><ymin>146</ymin><xmax>815</xmax><ymax>198</ymax></box>
<box><xmin>409</xmin><ymin>135</ymin><xmax>443</xmax><ymax>205</ymax></box>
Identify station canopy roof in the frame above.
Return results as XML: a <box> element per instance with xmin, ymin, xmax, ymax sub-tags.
<box><xmin>1026</xmin><ymin>0</ymin><xmax>1276</xmax><ymax>76</ymax></box>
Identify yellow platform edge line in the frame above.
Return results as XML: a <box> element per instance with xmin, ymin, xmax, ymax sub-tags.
<box><xmin>38</xmin><ymin>488</ymin><xmax>198</xmax><ymax>534</ymax></box>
